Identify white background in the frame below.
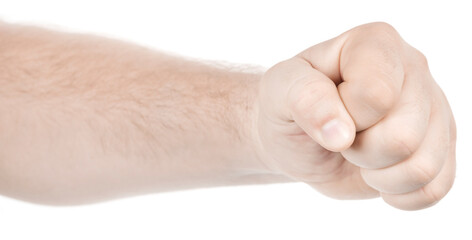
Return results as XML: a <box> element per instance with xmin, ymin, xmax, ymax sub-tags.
<box><xmin>0</xmin><ymin>0</ymin><xmax>471</xmax><ymax>239</ymax></box>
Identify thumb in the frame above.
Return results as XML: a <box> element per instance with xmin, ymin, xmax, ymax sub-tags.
<box><xmin>267</xmin><ymin>57</ymin><xmax>355</xmax><ymax>152</ymax></box>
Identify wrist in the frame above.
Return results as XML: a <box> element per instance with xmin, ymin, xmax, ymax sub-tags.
<box><xmin>232</xmin><ymin>71</ymin><xmax>280</xmax><ymax>177</ymax></box>
<box><xmin>230</xmin><ymin>72</ymin><xmax>266</xmax><ymax>173</ymax></box>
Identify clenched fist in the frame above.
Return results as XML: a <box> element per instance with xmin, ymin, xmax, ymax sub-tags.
<box><xmin>254</xmin><ymin>22</ymin><xmax>456</xmax><ymax>210</ymax></box>
<box><xmin>0</xmin><ymin>21</ymin><xmax>455</xmax><ymax>207</ymax></box>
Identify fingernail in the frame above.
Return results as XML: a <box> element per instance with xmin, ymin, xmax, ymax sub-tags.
<box><xmin>321</xmin><ymin>119</ymin><xmax>351</xmax><ymax>150</ymax></box>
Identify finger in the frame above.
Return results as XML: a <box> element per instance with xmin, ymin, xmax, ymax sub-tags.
<box><xmin>257</xmin><ymin>121</ymin><xmax>347</xmax><ymax>184</ymax></box>
<box><xmin>359</xmin><ymin>87</ymin><xmax>448</xmax><ymax>194</ymax></box>
<box><xmin>309</xmin><ymin>160</ymin><xmax>380</xmax><ymax>200</ymax></box>
<box><xmin>381</xmin><ymin>137</ymin><xmax>456</xmax><ymax>210</ymax></box>
<box><xmin>298</xmin><ymin>22</ymin><xmax>406</xmax><ymax>131</ymax></box>
<box><xmin>337</xmin><ymin>23</ymin><xmax>405</xmax><ymax>130</ymax></box>
<box><xmin>380</xmin><ymin>88</ymin><xmax>457</xmax><ymax>210</ymax></box>
<box><xmin>264</xmin><ymin>57</ymin><xmax>356</xmax><ymax>151</ymax></box>
<box><xmin>341</xmin><ymin>56</ymin><xmax>432</xmax><ymax>169</ymax></box>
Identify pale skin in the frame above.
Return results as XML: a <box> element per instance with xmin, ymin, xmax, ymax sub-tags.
<box><xmin>0</xmin><ymin>22</ymin><xmax>456</xmax><ymax>210</ymax></box>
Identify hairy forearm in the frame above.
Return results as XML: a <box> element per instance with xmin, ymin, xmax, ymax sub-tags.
<box><xmin>0</xmin><ymin>23</ymin><xmax>284</xmax><ymax>205</ymax></box>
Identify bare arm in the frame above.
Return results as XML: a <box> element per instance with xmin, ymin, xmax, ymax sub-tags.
<box><xmin>0</xmin><ymin>23</ymin><xmax>283</xmax><ymax>205</ymax></box>
<box><xmin>0</xmin><ymin>22</ymin><xmax>455</xmax><ymax>210</ymax></box>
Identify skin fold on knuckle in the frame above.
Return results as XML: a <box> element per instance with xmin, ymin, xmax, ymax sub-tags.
<box><xmin>385</xmin><ymin>127</ymin><xmax>422</xmax><ymax>163</ymax></box>
<box><xmin>367</xmin><ymin>81</ymin><xmax>396</xmax><ymax>111</ymax></box>
<box><xmin>288</xmin><ymin>80</ymin><xmax>331</xmax><ymax>121</ymax></box>
<box><xmin>404</xmin><ymin>160</ymin><xmax>438</xmax><ymax>189</ymax></box>
<box><xmin>420</xmin><ymin>184</ymin><xmax>447</xmax><ymax>206</ymax></box>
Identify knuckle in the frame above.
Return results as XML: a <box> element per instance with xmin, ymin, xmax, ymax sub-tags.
<box><xmin>265</xmin><ymin>58</ymin><xmax>306</xmax><ymax>82</ymax></box>
<box><xmin>359</xmin><ymin>168</ymin><xmax>377</xmax><ymax>187</ymax></box>
<box><xmin>368</xmin><ymin>21</ymin><xmax>396</xmax><ymax>31</ymax></box>
<box><xmin>361</xmin><ymin>80</ymin><xmax>397</xmax><ymax>113</ymax></box>
<box><xmin>289</xmin><ymin>81</ymin><xmax>330</xmax><ymax>114</ymax></box>
<box><xmin>412</xmin><ymin>48</ymin><xmax>429</xmax><ymax>69</ymax></box>
<box><xmin>356</xmin><ymin>22</ymin><xmax>404</xmax><ymax>61</ymax></box>
<box><xmin>406</xmin><ymin>161</ymin><xmax>437</xmax><ymax>186</ymax></box>
<box><xmin>421</xmin><ymin>185</ymin><xmax>446</xmax><ymax>205</ymax></box>
<box><xmin>364</xmin><ymin>22</ymin><xmax>400</xmax><ymax>42</ymax></box>
<box><xmin>273</xmin><ymin>58</ymin><xmax>295</xmax><ymax>70</ymax></box>
<box><xmin>387</xmin><ymin>129</ymin><xmax>420</xmax><ymax>161</ymax></box>
<box><xmin>265</xmin><ymin>59</ymin><xmax>293</xmax><ymax>79</ymax></box>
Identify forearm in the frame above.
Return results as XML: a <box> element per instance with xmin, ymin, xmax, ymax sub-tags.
<box><xmin>0</xmin><ymin>23</ymin><xmax>284</xmax><ymax>205</ymax></box>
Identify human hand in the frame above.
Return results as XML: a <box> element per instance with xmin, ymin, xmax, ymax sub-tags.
<box><xmin>254</xmin><ymin>22</ymin><xmax>456</xmax><ymax>210</ymax></box>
